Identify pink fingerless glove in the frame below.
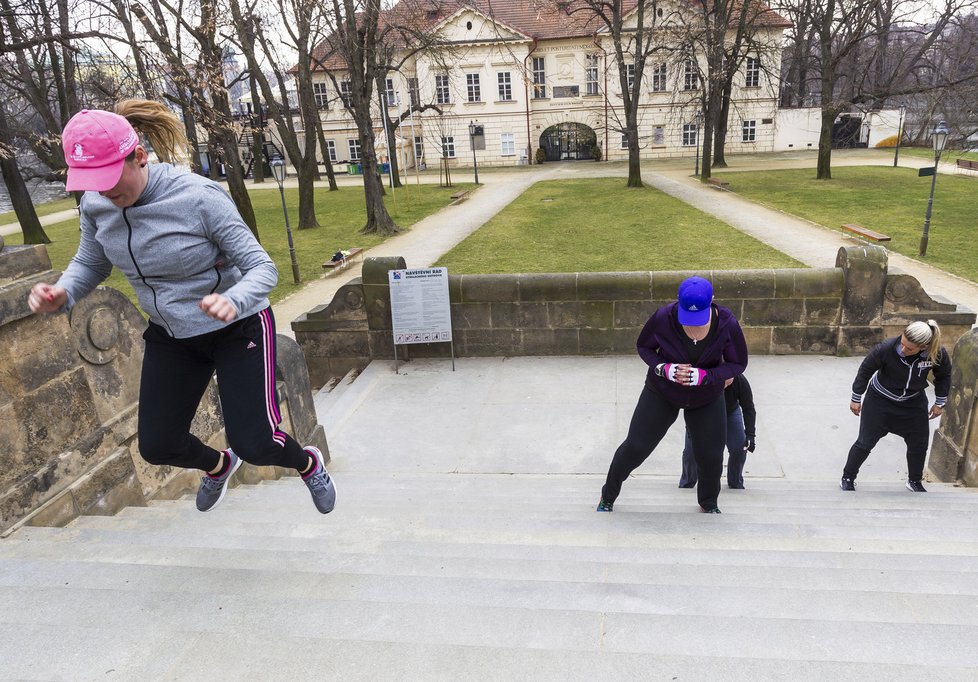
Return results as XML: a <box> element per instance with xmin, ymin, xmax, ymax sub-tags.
<box><xmin>656</xmin><ymin>363</ymin><xmax>682</xmax><ymax>383</ymax></box>
<box><xmin>687</xmin><ymin>368</ymin><xmax>707</xmax><ymax>386</ymax></box>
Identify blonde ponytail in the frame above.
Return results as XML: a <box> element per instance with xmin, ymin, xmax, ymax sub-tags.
<box><xmin>904</xmin><ymin>319</ymin><xmax>942</xmax><ymax>364</ymax></box>
<box><xmin>114</xmin><ymin>99</ymin><xmax>188</xmax><ymax>164</ymax></box>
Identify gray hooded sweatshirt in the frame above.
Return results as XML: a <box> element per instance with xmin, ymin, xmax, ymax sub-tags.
<box><xmin>58</xmin><ymin>163</ymin><xmax>277</xmax><ymax>338</ymax></box>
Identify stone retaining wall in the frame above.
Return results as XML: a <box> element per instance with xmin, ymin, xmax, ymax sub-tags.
<box><xmin>293</xmin><ymin>245</ymin><xmax>976</xmax><ymax>390</ymax></box>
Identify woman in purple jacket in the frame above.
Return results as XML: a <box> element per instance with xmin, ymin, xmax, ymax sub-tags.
<box><xmin>597</xmin><ymin>276</ymin><xmax>748</xmax><ymax>513</ymax></box>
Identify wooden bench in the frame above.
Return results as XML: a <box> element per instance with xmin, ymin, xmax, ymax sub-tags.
<box><xmin>449</xmin><ymin>190</ymin><xmax>470</xmax><ymax>203</ymax></box>
<box><xmin>322</xmin><ymin>247</ymin><xmax>363</xmax><ymax>269</ymax></box>
<box><xmin>842</xmin><ymin>223</ymin><xmax>891</xmax><ymax>242</ymax></box>
<box><xmin>956</xmin><ymin>158</ymin><xmax>978</xmax><ymax>172</ymax></box>
<box><xmin>707</xmin><ymin>177</ymin><xmax>730</xmax><ymax>190</ymax></box>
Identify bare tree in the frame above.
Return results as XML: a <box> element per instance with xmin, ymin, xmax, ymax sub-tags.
<box><xmin>566</xmin><ymin>0</ymin><xmax>667</xmax><ymax>187</ymax></box>
<box><xmin>131</xmin><ymin>0</ymin><xmax>260</xmax><ymax>238</ymax></box>
<box><xmin>227</xmin><ymin>0</ymin><xmax>326</xmax><ymax>229</ymax></box>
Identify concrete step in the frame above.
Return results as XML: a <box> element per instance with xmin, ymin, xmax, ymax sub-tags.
<box><xmin>2</xmin><ymin>622</ymin><xmax>973</xmax><ymax>681</ymax></box>
<box><xmin>311</xmin><ymin>367</ymin><xmax>357</xmax><ymax>422</ymax></box>
<box><xmin>3</xmin><ymin>583</ymin><xmax>977</xmax><ymax>668</ymax></box>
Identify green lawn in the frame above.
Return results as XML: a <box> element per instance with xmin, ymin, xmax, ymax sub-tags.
<box><xmin>0</xmin><ymin>197</ymin><xmax>76</xmax><ymax>225</ymax></box>
<box><xmin>435</xmin><ymin>178</ymin><xmax>803</xmax><ymax>273</ymax></box>
<box><xmin>5</xmin><ymin>182</ymin><xmax>471</xmax><ymax>305</ymax></box>
<box><xmin>715</xmin><ymin>166</ymin><xmax>978</xmax><ymax>282</ymax></box>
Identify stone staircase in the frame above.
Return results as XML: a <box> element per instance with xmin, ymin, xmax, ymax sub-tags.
<box><xmin>2</xmin><ymin>471</ymin><xmax>978</xmax><ymax>680</ymax></box>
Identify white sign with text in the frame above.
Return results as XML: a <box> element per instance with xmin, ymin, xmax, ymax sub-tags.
<box><xmin>388</xmin><ymin>267</ymin><xmax>453</xmax><ymax>345</ymax></box>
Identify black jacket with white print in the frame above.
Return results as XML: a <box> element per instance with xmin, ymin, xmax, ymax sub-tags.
<box><xmin>851</xmin><ymin>336</ymin><xmax>952</xmax><ymax>407</ymax></box>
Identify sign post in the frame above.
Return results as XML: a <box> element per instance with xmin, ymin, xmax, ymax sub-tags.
<box><xmin>388</xmin><ymin>267</ymin><xmax>455</xmax><ymax>373</ymax></box>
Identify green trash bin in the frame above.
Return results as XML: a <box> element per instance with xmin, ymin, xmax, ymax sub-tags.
<box><xmin>347</xmin><ymin>163</ymin><xmax>358</xmax><ymax>175</ymax></box>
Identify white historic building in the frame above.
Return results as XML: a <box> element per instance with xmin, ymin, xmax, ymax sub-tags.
<box><xmin>307</xmin><ymin>0</ymin><xmax>791</xmax><ymax>170</ymax></box>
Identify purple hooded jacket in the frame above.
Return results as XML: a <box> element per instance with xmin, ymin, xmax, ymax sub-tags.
<box><xmin>636</xmin><ymin>302</ymin><xmax>749</xmax><ymax>408</ymax></box>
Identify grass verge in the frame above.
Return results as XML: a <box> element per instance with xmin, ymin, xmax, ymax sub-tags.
<box><xmin>714</xmin><ymin>166</ymin><xmax>978</xmax><ymax>282</ymax></box>
<box><xmin>435</xmin><ymin>178</ymin><xmax>803</xmax><ymax>273</ymax></box>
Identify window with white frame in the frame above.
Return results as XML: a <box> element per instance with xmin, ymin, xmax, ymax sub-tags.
<box><xmin>653</xmin><ymin>126</ymin><xmax>664</xmax><ymax>145</ymax></box>
<box><xmin>745</xmin><ymin>56</ymin><xmax>760</xmax><ymax>87</ymax></box>
<box><xmin>497</xmin><ymin>71</ymin><xmax>513</xmax><ymax>101</ymax></box>
<box><xmin>339</xmin><ymin>80</ymin><xmax>352</xmax><ymax>107</ymax></box>
<box><xmin>682</xmin><ymin>124</ymin><xmax>698</xmax><ymax>147</ymax></box>
<box><xmin>532</xmin><ymin>57</ymin><xmax>546</xmax><ymax>98</ymax></box>
<box><xmin>383</xmin><ymin>78</ymin><xmax>397</xmax><ymax>105</ymax></box>
<box><xmin>435</xmin><ymin>74</ymin><xmax>451</xmax><ymax>104</ymax></box>
<box><xmin>500</xmin><ymin>132</ymin><xmax>515</xmax><ymax>155</ymax></box>
<box><xmin>651</xmin><ymin>63</ymin><xmax>667</xmax><ymax>92</ymax></box>
<box><xmin>324</xmin><ymin>139</ymin><xmax>336</xmax><ymax>162</ymax></box>
<box><xmin>625</xmin><ymin>63</ymin><xmax>636</xmax><ymax>90</ymax></box>
<box><xmin>414</xmin><ymin>135</ymin><xmax>424</xmax><ymax>160</ymax></box>
<box><xmin>313</xmin><ymin>82</ymin><xmax>329</xmax><ymax>108</ymax></box>
<box><xmin>620</xmin><ymin>134</ymin><xmax>629</xmax><ymax>149</ymax></box>
<box><xmin>466</xmin><ymin>73</ymin><xmax>481</xmax><ymax>102</ymax></box>
<box><xmin>683</xmin><ymin>60</ymin><xmax>699</xmax><ymax>90</ymax></box>
<box><xmin>585</xmin><ymin>55</ymin><xmax>599</xmax><ymax>95</ymax></box>
<box><xmin>441</xmin><ymin>136</ymin><xmax>455</xmax><ymax>158</ymax></box>
<box><xmin>348</xmin><ymin>138</ymin><xmax>361</xmax><ymax>161</ymax></box>
<box><xmin>742</xmin><ymin>119</ymin><xmax>757</xmax><ymax>142</ymax></box>
<box><xmin>408</xmin><ymin>77</ymin><xmax>420</xmax><ymax>107</ymax></box>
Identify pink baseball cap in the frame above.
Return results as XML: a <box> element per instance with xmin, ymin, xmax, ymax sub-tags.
<box><xmin>62</xmin><ymin>110</ymin><xmax>140</xmax><ymax>192</ymax></box>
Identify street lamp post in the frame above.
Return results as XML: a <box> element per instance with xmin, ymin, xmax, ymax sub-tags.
<box><xmin>693</xmin><ymin>110</ymin><xmax>703</xmax><ymax>176</ymax></box>
<box><xmin>270</xmin><ymin>156</ymin><xmax>301</xmax><ymax>284</ymax></box>
<box><xmin>468</xmin><ymin>120</ymin><xmax>480</xmax><ymax>185</ymax></box>
<box><xmin>893</xmin><ymin>106</ymin><xmax>906</xmax><ymax>167</ymax></box>
<box><xmin>918</xmin><ymin>120</ymin><xmax>950</xmax><ymax>257</ymax></box>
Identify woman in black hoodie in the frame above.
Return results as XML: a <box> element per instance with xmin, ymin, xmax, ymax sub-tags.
<box><xmin>841</xmin><ymin>320</ymin><xmax>952</xmax><ymax>492</ymax></box>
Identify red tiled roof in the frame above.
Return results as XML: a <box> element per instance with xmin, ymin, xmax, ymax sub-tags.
<box><xmin>308</xmin><ymin>0</ymin><xmax>790</xmax><ymax>72</ymax></box>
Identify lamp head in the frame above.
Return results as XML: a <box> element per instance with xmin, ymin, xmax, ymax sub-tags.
<box><xmin>270</xmin><ymin>156</ymin><xmax>286</xmax><ymax>186</ymax></box>
<box><xmin>694</xmin><ymin>110</ymin><xmax>703</xmax><ymax>124</ymax></box>
<box><xmin>932</xmin><ymin>120</ymin><xmax>950</xmax><ymax>154</ymax></box>
<box><xmin>468</xmin><ymin>121</ymin><xmax>476</xmax><ymax>136</ymax></box>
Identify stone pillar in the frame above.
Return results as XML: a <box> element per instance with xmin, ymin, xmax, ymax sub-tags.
<box><xmin>835</xmin><ymin>245</ymin><xmax>887</xmax><ymax>352</ymax></box>
<box><xmin>929</xmin><ymin>328</ymin><xmax>978</xmax><ymax>486</ymax></box>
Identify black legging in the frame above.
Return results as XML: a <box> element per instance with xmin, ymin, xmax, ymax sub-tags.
<box><xmin>843</xmin><ymin>386</ymin><xmax>930</xmax><ymax>481</ymax></box>
<box><xmin>602</xmin><ymin>386</ymin><xmax>727</xmax><ymax>510</ymax></box>
<box><xmin>137</xmin><ymin>308</ymin><xmax>309</xmax><ymax>473</ymax></box>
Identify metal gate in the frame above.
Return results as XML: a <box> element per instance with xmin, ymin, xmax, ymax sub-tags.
<box><xmin>539</xmin><ymin>122</ymin><xmax>597</xmax><ymax>161</ymax></box>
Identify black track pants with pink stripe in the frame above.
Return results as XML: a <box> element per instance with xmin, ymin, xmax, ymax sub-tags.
<box><xmin>137</xmin><ymin>307</ymin><xmax>310</xmax><ymax>472</ymax></box>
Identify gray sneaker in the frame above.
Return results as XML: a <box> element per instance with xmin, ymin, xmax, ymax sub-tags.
<box><xmin>302</xmin><ymin>446</ymin><xmax>336</xmax><ymax>514</ymax></box>
<box><xmin>196</xmin><ymin>449</ymin><xmax>242</xmax><ymax>512</ymax></box>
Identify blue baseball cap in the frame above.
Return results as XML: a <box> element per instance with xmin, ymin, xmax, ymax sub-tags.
<box><xmin>677</xmin><ymin>276</ymin><xmax>713</xmax><ymax>326</ymax></box>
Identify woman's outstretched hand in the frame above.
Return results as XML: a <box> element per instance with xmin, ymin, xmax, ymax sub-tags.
<box><xmin>27</xmin><ymin>283</ymin><xmax>67</xmax><ymax>314</ymax></box>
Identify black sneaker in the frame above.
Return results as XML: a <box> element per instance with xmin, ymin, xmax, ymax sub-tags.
<box><xmin>906</xmin><ymin>479</ymin><xmax>927</xmax><ymax>493</ymax></box>
<box><xmin>840</xmin><ymin>477</ymin><xmax>856</xmax><ymax>491</ymax></box>
<box><xmin>702</xmin><ymin>507</ymin><xmax>722</xmax><ymax>514</ymax></box>
<box><xmin>596</xmin><ymin>498</ymin><xmax>613</xmax><ymax>512</ymax></box>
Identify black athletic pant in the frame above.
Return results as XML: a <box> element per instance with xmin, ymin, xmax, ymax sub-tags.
<box><xmin>137</xmin><ymin>307</ymin><xmax>309</xmax><ymax>473</ymax></box>
<box><xmin>602</xmin><ymin>386</ymin><xmax>727</xmax><ymax>510</ymax></box>
<box><xmin>843</xmin><ymin>386</ymin><xmax>930</xmax><ymax>481</ymax></box>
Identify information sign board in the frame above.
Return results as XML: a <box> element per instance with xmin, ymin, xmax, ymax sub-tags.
<box><xmin>388</xmin><ymin>267</ymin><xmax>453</xmax><ymax>345</ymax></box>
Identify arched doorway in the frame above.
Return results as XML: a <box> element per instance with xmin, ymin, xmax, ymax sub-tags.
<box><xmin>539</xmin><ymin>122</ymin><xmax>597</xmax><ymax>161</ymax></box>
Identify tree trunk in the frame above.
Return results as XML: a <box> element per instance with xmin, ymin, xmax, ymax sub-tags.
<box><xmin>217</xmin><ymin>127</ymin><xmax>260</xmax><ymax>240</ymax></box>
<box><xmin>713</xmin><ymin>90</ymin><xmax>732</xmax><ymax>168</ymax></box>
<box><xmin>356</xmin><ymin>114</ymin><xmax>399</xmax><ymax>235</ymax></box>
<box><xmin>249</xmin><ymin>76</ymin><xmax>265</xmax><ymax>183</ymax></box>
<box><xmin>315</xmin><ymin>116</ymin><xmax>339</xmax><ymax>191</ymax></box>
<box><xmin>816</xmin><ymin>105</ymin><xmax>835</xmax><ymax>179</ymax></box>
<box><xmin>0</xmin><ymin>103</ymin><xmax>49</xmax><ymax>244</ymax></box>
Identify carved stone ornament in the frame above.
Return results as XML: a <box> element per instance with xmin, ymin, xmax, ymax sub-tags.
<box><xmin>70</xmin><ymin>290</ymin><xmax>127</xmax><ymax>365</ymax></box>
